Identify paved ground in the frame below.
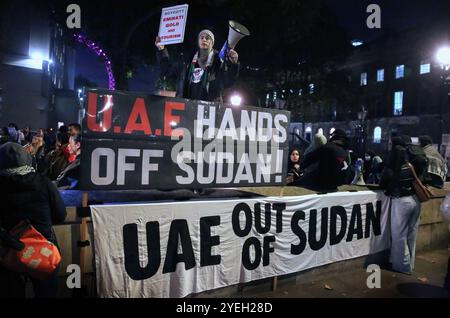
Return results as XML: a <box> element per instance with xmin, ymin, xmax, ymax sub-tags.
<box><xmin>36</xmin><ymin>248</ymin><xmax>448</xmax><ymax>298</ymax></box>
<box><xmin>239</xmin><ymin>248</ymin><xmax>450</xmax><ymax>298</ymax></box>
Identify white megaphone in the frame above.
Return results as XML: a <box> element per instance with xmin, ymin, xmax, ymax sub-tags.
<box><xmin>219</xmin><ymin>20</ymin><xmax>251</xmax><ymax>62</ymax></box>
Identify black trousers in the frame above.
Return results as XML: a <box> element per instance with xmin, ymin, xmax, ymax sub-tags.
<box><xmin>0</xmin><ymin>265</ymin><xmax>60</xmax><ymax>298</ymax></box>
<box><xmin>445</xmin><ymin>254</ymin><xmax>450</xmax><ymax>291</ymax></box>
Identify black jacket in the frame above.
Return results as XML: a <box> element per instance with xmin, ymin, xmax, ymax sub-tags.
<box><xmin>297</xmin><ymin>141</ymin><xmax>349</xmax><ymax>191</ymax></box>
<box><xmin>0</xmin><ymin>172</ymin><xmax>67</xmax><ymax>243</ymax></box>
<box><xmin>156</xmin><ymin>48</ymin><xmax>239</xmax><ymax>101</ymax></box>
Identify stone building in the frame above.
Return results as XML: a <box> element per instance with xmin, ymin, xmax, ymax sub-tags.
<box><xmin>289</xmin><ymin>20</ymin><xmax>450</xmax><ymax>159</ymax></box>
<box><xmin>0</xmin><ymin>0</ymin><xmax>78</xmax><ymax>130</ymax></box>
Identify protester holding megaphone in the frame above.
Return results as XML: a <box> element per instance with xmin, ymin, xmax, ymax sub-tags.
<box><xmin>156</xmin><ymin>22</ymin><xmax>248</xmax><ymax>102</ymax></box>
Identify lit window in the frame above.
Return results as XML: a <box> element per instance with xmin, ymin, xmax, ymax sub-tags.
<box><xmin>377</xmin><ymin>69</ymin><xmax>384</xmax><ymax>82</ymax></box>
<box><xmin>298</xmin><ymin>89</ymin><xmax>302</xmax><ymax>96</ymax></box>
<box><xmin>309</xmin><ymin>83</ymin><xmax>314</xmax><ymax>94</ymax></box>
<box><xmin>305</xmin><ymin>126</ymin><xmax>312</xmax><ymax>133</ymax></box>
<box><xmin>373</xmin><ymin>127</ymin><xmax>382</xmax><ymax>143</ymax></box>
<box><xmin>394</xmin><ymin>91</ymin><xmax>403</xmax><ymax>116</ymax></box>
<box><xmin>420</xmin><ymin>62</ymin><xmax>430</xmax><ymax>74</ymax></box>
<box><xmin>360</xmin><ymin>72</ymin><xmax>367</xmax><ymax>86</ymax></box>
<box><xmin>318</xmin><ymin>128</ymin><xmax>323</xmax><ymax>135</ymax></box>
<box><xmin>395</xmin><ymin>65</ymin><xmax>404</xmax><ymax>78</ymax></box>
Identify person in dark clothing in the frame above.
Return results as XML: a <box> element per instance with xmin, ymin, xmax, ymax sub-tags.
<box><xmin>286</xmin><ymin>149</ymin><xmax>302</xmax><ymax>185</ymax></box>
<box><xmin>55</xmin><ymin>134</ymin><xmax>81</xmax><ymax>189</ymax></box>
<box><xmin>419</xmin><ymin>135</ymin><xmax>447</xmax><ymax>188</ymax></box>
<box><xmin>363</xmin><ymin>151</ymin><xmax>375</xmax><ymax>181</ymax></box>
<box><xmin>68</xmin><ymin>123</ymin><xmax>81</xmax><ymax>137</ymax></box>
<box><xmin>367</xmin><ymin>155</ymin><xmax>384</xmax><ymax>184</ymax></box>
<box><xmin>439</xmin><ymin>195</ymin><xmax>450</xmax><ymax>291</ymax></box>
<box><xmin>0</xmin><ymin>142</ymin><xmax>66</xmax><ymax>298</ymax></box>
<box><xmin>25</xmin><ymin>135</ymin><xmax>46</xmax><ymax>172</ymax></box>
<box><xmin>295</xmin><ymin>128</ymin><xmax>350</xmax><ymax>191</ymax></box>
<box><xmin>0</xmin><ymin>127</ymin><xmax>12</xmax><ymax>144</ymax></box>
<box><xmin>379</xmin><ymin>135</ymin><xmax>427</xmax><ymax>274</ymax></box>
<box><xmin>22</xmin><ymin>127</ymin><xmax>33</xmax><ymax>144</ymax></box>
<box><xmin>155</xmin><ymin>29</ymin><xmax>240</xmax><ymax>102</ymax></box>
<box><xmin>380</xmin><ymin>135</ymin><xmax>428</xmax><ymax>197</ymax></box>
<box><xmin>45</xmin><ymin>131</ymin><xmax>71</xmax><ymax>180</ymax></box>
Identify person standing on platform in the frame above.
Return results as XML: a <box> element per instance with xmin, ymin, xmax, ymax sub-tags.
<box><xmin>295</xmin><ymin>128</ymin><xmax>350</xmax><ymax>192</ymax></box>
<box><xmin>155</xmin><ymin>29</ymin><xmax>240</xmax><ymax>102</ymax></box>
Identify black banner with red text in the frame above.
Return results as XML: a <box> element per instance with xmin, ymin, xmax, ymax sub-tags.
<box><xmin>79</xmin><ymin>89</ymin><xmax>291</xmax><ymax>190</ymax></box>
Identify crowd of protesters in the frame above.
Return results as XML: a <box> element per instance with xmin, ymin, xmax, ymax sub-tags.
<box><xmin>1</xmin><ymin>120</ymin><xmax>449</xmax><ymax>297</ymax></box>
<box><xmin>286</xmin><ymin>129</ymin><xmax>449</xmax><ymax>281</ymax></box>
<box><xmin>0</xmin><ymin>123</ymin><xmax>82</xmax><ymax>190</ymax></box>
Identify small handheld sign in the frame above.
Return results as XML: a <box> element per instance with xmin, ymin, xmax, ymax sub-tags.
<box><xmin>157</xmin><ymin>4</ymin><xmax>189</xmax><ymax>46</ymax></box>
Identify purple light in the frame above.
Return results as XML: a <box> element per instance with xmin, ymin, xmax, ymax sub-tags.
<box><xmin>74</xmin><ymin>34</ymin><xmax>116</xmax><ymax>90</ymax></box>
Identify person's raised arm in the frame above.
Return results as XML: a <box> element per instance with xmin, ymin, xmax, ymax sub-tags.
<box><xmin>155</xmin><ymin>36</ymin><xmax>178</xmax><ymax>79</ymax></box>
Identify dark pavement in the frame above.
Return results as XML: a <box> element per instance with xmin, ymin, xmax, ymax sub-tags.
<box><xmin>241</xmin><ymin>248</ymin><xmax>450</xmax><ymax>298</ymax></box>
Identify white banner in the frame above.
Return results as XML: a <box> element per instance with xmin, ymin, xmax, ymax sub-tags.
<box><xmin>158</xmin><ymin>4</ymin><xmax>189</xmax><ymax>46</ymax></box>
<box><xmin>91</xmin><ymin>191</ymin><xmax>391</xmax><ymax>298</ymax></box>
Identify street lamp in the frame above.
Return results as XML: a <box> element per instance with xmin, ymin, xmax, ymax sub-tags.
<box><xmin>436</xmin><ymin>47</ymin><xmax>450</xmax><ymax>70</ymax></box>
<box><xmin>230</xmin><ymin>94</ymin><xmax>242</xmax><ymax>106</ymax></box>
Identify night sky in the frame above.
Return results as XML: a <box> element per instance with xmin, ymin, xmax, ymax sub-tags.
<box><xmin>75</xmin><ymin>0</ymin><xmax>450</xmax><ymax>92</ymax></box>
<box><xmin>324</xmin><ymin>0</ymin><xmax>450</xmax><ymax>41</ymax></box>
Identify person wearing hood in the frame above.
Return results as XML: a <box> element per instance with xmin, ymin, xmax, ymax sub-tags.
<box><xmin>0</xmin><ymin>142</ymin><xmax>66</xmax><ymax>298</ymax></box>
<box><xmin>155</xmin><ymin>29</ymin><xmax>240</xmax><ymax>102</ymax></box>
<box><xmin>295</xmin><ymin>128</ymin><xmax>350</xmax><ymax>191</ymax></box>
<box><xmin>286</xmin><ymin>149</ymin><xmax>302</xmax><ymax>185</ymax></box>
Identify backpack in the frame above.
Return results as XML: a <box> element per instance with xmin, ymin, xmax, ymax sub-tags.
<box><xmin>406</xmin><ymin>144</ymin><xmax>428</xmax><ymax>179</ymax></box>
<box><xmin>0</xmin><ymin>220</ymin><xmax>61</xmax><ymax>280</ymax></box>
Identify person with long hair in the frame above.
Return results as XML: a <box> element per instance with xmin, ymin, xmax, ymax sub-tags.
<box><xmin>286</xmin><ymin>149</ymin><xmax>302</xmax><ymax>185</ymax></box>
